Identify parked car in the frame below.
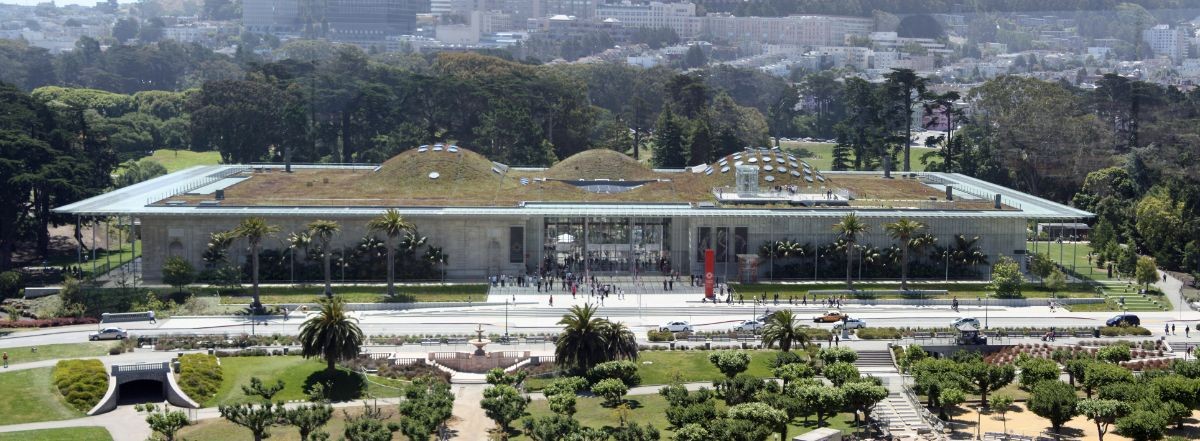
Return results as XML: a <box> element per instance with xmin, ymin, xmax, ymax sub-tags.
<box><xmin>733</xmin><ymin>320</ymin><xmax>764</xmax><ymax>332</ymax></box>
<box><xmin>812</xmin><ymin>311</ymin><xmax>848</xmax><ymax>323</ymax></box>
<box><xmin>950</xmin><ymin>317</ymin><xmax>981</xmax><ymax>328</ymax></box>
<box><xmin>660</xmin><ymin>321</ymin><xmax>693</xmax><ymax>332</ymax></box>
<box><xmin>89</xmin><ymin>327</ymin><xmax>128</xmax><ymax>341</ymax></box>
<box><xmin>1106</xmin><ymin>314</ymin><xmax>1141</xmax><ymax>327</ymax></box>
<box><xmin>835</xmin><ymin>318</ymin><xmax>868</xmax><ymax>330</ymax></box>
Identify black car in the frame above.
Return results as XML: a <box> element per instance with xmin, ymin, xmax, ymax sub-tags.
<box><xmin>1106</xmin><ymin>314</ymin><xmax>1140</xmax><ymax>327</ymax></box>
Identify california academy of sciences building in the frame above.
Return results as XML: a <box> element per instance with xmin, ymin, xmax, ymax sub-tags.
<box><xmin>56</xmin><ymin>146</ymin><xmax>1090</xmax><ymax>284</ymax></box>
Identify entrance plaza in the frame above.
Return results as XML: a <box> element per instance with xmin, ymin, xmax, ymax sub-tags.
<box><xmin>55</xmin><ymin>147</ymin><xmax>1090</xmax><ymax>285</ymax></box>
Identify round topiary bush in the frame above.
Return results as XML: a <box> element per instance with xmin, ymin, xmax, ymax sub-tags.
<box><xmin>52</xmin><ymin>359</ymin><xmax>108</xmax><ymax>412</ymax></box>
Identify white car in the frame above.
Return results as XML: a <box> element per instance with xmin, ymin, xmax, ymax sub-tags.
<box><xmin>951</xmin><ymin>317</ymin><xmax>980</xmax><ymax>328</ymax></box>
<box><xmin>89</xmin><ymin>327</ymin><xmax>128</xmax><ymax>341</ymax></box>
<box><xmin>659</xmin><ymin>321</ymin><xmax>693</xmax><ymax>332</ymax></box>
<box><xmin>836</xmin><ymin>318</ymin><xmax>868</xmax><ymax>330</ymax></box>
<box><xmin>733</xmin><ymin>320</ymin><xmax>764</xmax><ymax>332</ymax></box>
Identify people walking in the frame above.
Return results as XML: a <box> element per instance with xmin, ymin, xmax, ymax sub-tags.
<box><xmin>2</xmin><ymin>352</ymin><xmax>6</xmax><ymax>368</ymax></box>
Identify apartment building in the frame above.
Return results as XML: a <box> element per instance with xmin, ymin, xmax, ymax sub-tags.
<box><xmin>595</xmin><ymin>1</ymin><xmax>701</xmax><ymax>39</ymax></box>
<box><xmin>703</xmin><ymin>14</ymin><xmax>872</xmax><ymax>47</ymax></box>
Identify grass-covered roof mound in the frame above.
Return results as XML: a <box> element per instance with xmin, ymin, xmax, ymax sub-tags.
<box><xmin>544</xmin><ymin>149</ymin><xmax>658</xmax><ymax>181</ymax></box>
<box><xmin>361</xmin><ymin>147</ymin><xmax>498</xmax><ymax>192</ymax></box>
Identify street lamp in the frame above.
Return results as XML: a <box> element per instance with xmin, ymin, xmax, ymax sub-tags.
<box><xmin>975</xmin><ymin>405</ymin><xmax>982</xmax><ymax>440</ymax></box>
<box><xmin>944</xmin><ymin>250</ymin><xmax>950</xmax><ymax>282</ymax></box>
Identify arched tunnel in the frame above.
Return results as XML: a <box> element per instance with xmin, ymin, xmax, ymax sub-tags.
<box><xmin>117</xmin><ymin>379</ymin><xmax>166</xmax><ymax>405</ymax></box>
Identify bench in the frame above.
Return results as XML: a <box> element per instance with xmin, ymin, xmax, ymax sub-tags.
<box><xmin>101</xmin><ymin>311</ymin><xmax>156</xmax><ymax>323</ymax></box>
<box><xmin>687</xmin><ymin>336</ymin><xmax>707</xmax><ymax>342</ymax></box>
<box><xmin>525</xmin><ymin>337</ymin><xmax>545</xmax><ymax>344</ymax></box>
<box><xmin>23</xmin><ymin>287</ymin><xmax>60</xmax><ymax>299</ymax></box>
<box><xmin>420</xmin><ymin>340</ymin><xmax>440</xmax><ymax>346</ymax></box>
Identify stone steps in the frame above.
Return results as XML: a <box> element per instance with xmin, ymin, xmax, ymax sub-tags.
<box><xmin>855</xmin><ymin>350</ymin><xmax>895</xmax><ymax>368</ymax></box>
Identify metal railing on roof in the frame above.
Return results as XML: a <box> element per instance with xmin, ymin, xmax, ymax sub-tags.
<box><xmin>143</xmin><ymin>166</ymin><xmax>250</xmax><ymax>205</ymax></box>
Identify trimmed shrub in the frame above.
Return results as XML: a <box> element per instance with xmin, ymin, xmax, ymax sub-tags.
<box><xmin>591</xmin><ymin>378</ymin><xmax>628</xmax><ymax>406</ymax></box>
<box><xmin>52</xmin><ymin>359</ymin><xmax>109</xmax><ymax>412</ymax></box>
<box><xmin>647</xmin><ymin>330</ymin><xmax>675</xmax><ymax>342</ymax></box>
<box><xmin>1099</xmin><ymin>326</ymin><xmax>1151</xmax><ymax>337</ymax></box>
<box><xmin>543</xmin><ymin>376</ymin><xmax>589</xmax><ymax>397</ymax></box>
<box><xmin>178</xmin><ymin>354</ymin><xmax>222</xmax><ymax>402</ymax></box>
<box><xmin>855</xmin><ymin>328</ymin><xmax>903</xmax><ymax>340</ymax></box>
<box><xmin>587</xmin><ymin>360</ymin><xmax>640</xmax><ymax>387</ymax></box>
<box><xmin>0</xmin><ymin>271</ymin><xmax>23</xmax><ymax>299</ymax></box>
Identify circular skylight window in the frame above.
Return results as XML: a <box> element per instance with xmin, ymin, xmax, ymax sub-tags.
<box><xmin>429</xmin><ymin>172</ymin><xmax>440</xmax><ymax>179</ymax></box>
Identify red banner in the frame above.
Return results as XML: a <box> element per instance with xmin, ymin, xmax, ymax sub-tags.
<box><xmin>704</xmin><ymin>249</ymin><xmax>715</xmax><ymax>298</ymax></box>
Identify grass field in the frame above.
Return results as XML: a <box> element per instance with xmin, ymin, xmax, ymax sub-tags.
<box><xmin>0</xmin><ymin>427</ymin><xmax>113</xmax><ymax>441</ymax></box>
<box><xmin>526</xmin><ymin>350</ymin><xmax>798</xmax><ymax>390</ymax></box>
<box><xmin>0</xmin><ymin>342</ymin><xmax>116</xmax><ymax>366</ymax></box>
<box><xmin>214</xmin><ymin>284</ymin><xmax>489</xmax><ymax>304</ymax></box>
<box><xmin>179</xmin><ymin>405</ymin><xmax>405</xmax><ymax>441</ymax></box>
<box><xmin>144</xmin><ymin>149</ymin><xmax>222</xmax><ymax>172</ymax></box>
<box><xmin>1027</xmin><ymin>241</ymin><xmax>1170</xmax><ymax>311</ymax></box>
<box><xmin>205</xmin><ymin>356</ymin><xmax>402</xmax><ymax>407</ymax></box>
<box><xmin>0</xmin><ymin>367</ymin><xmax>83</xmax><ymax>425</ymax></box>
<box><xmin>518</xmin><ymin>393</ymin><xmax>857</xmax><ymax>440</ymax></box>
<box><xmin>731</xmin><ymin>282</ymin><xmax>1098</xmax><ymax>300</ymax></box>
<box><xmin>780</xmin><ymin>141</ymin><xmax>938</xmax><ymax>172</ymax></box>
<box><xmin>45</xmin><ymin>240</ymin><xmax>141</xmax><ymax>277</ymax></box>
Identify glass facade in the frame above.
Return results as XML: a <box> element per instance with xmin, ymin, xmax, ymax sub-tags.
<box><xmin>542</xmin><ymin>217</ymin><xmax>672</xmax><ymax>274</ymax></box>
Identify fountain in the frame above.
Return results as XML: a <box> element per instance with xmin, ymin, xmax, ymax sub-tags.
<box><xmin>470</xmin><ymin>323</ymin><xmax>491</xmax><ymax>356</ymax></box>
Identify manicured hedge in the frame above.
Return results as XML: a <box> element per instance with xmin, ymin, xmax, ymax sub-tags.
<box><xmin>177</xmin><ymin>354</ymin><xmax>222</xmax><ymax>402</ymax></box>
<box><xmin>855</xmin><ymin>328</ymin><xmax>904</xmax><ymax>340</ymax></box>
<box><xmin>52</xmin><ymin>359</ymin><xmax>108</xmax><ymax>412</ymax></box>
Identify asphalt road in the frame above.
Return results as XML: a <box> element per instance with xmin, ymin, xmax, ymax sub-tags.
<box><xmin>2</xmin><ymin>303</ymin><xmax>1192</xmax><ymax>349</ymax></box>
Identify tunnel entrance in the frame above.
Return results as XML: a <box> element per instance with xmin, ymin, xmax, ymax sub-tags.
<box><xmin>117</xmin><ymin>379</ymin><xmax>165</xmax><ymax>405</ymax></box>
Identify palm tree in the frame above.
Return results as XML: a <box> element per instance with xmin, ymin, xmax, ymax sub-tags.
<box><xmin>424</xmin><ymin>247</ymin><xmax>447</xmax><ymax>282</ymax></box>
<box><xmin>366</xmin><ymin>209</ymin><xmax>414</xmax><ymax>298</ymax></box>
<box><xmin>601</xmin><ymin>321</ymin><xmax>638</xmax><ymax>361</ymax></box>
<box><xmin>885</xmin><ymin>219</ymin><xmax>926</xmax><ymax>290</ymax></box>
<box><xmin>555</xmin><ymin>303</ymin><xmax>610</xmax><ymax>375</ymax></box>
<box><xmin>203</xmin><ymin>230</ymin><xmax>237</xmax><ymax>268</ymax></box>
<box><xmin>299</xmin><ymin>296</ymin><xmax>364</xmax><ymax>374</ymax></box>
<box><xmin>833</xmin><ymin>213</ymin><xmax>869</xmax><ymax>289</ymax></box>
<box><xmin>233</xmin><ymin>218</ymin><xmax>279</xmax><ymax>312</ymax></box>
<box><xmin>307</xmin><ymin>220</ymin><xmax>341</xmax><ymax>298</ymax></box>
<box><xmin>286</xmin><ymin>231</ymin><xmax>312</xmax><ymax>284</ymax></box>
<box><xmin>761</xmin><ymin>309</ymin><xmax>809</xmax><ymax>352</ymax></box>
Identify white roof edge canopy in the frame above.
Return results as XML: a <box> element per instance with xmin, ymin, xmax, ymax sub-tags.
<box><xmin>53</xmin><ymin>165</ymin><xmax>1093</xmax><ymax>220</ymax></box>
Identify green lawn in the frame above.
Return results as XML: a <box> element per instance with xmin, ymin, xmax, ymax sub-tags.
<box><xmin>179</xmin><ymin>405</ymin><xmax>405</xmax><ymax>441</ymax></box>
<box><xmin>0</xmin><ymin>342</ymin><xmax>116</xmax><ymax>366</ymax></box>
<box><xmin>780</xmin><ymin>141</ymin><xmax>937</xmax><ymax>172</ymax></box>
<box><xmin>214</xmin><ymin>284</ymin><xmax>489</xmax><ymax>304</ymax></box>
<box><xmin>0</xmin><ymin>427</ymin><xmax>112</xmax><ymax>441</ymax></box>
<box><xmin>45</xmin><ymin>241</ymin><xmax>141</xmax><ymax>277</ymax></box>
<box><xmin>518</xmin><ymin>393</ymin><xmax>857</xmax><ymax>440</ymax></box>
<box><xmin>732</xmin><ymin>282</ymin><xmax>1097</xmax><ymax>299</ymax></box>
<box><xmin>1028</xmin><ymin>241</ymin><xmax>1170</xmax><ymax>311</ymax></box>
<box><xmin>0</xmin><ymin>367</ymin><xmax>83</xmax><ymax>425</ymax></box>
<box><xmin>144</xmin><ymin>149</ymin><xmax>222</xmax><ymax>173</ymax></box>
<box><xmin>527</xmin><ymin>350</ymin><xmax>797</xmax><ymax>390</ymax></box>
<box><xmin>205</xmin><ymin>356</ymin><xmax>396</xmax><ymax>406</ymax></box>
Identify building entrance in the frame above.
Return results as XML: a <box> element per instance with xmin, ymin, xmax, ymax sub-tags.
<box><xmin>542</xmin><ymin>217</ymin><xmax>672</xmax><ymax>275</ymax></box>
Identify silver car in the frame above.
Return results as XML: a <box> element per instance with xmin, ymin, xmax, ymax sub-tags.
<box><xmin>89</xmin><ymin>327</ymin><xmax>128</xmax><ymax>341</ymax></box>
<box><xmin>659</xmin><ymin>321</ymin><xmax>693</xmax><ymax>332</ymax></box>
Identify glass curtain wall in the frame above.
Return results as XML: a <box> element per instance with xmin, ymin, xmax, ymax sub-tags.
<box><xmin>542</xmin><ymin>217</ymin><xmax>671</xmax><ymax>275</ymax></box>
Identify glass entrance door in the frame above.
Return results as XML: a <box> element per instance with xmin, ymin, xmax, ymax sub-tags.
<box><xmin>542</xmin><ymin>217</ymin><xmax>672</xmax><ymax>275</ymax></box>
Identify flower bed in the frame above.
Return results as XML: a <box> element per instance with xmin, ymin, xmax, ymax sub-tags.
<box><xmin>984</xmin><ymin>341</ymin><xmax>1167</xmax><ymax>367</ymax></box>
<box><xmin>0</xmin><ymin>317</ymin><xmax>99</xmax><ymax>328</ymax></box>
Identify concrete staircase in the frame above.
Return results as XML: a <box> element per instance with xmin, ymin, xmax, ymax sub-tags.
<box><xmin>854</xmin><ymin>350</ymin><xmax>938</xmax><ymax>438</ymax></box>
<box><xmin>854</xmin><ymin>350</ymin><xmax>895</xmax><ymax>369</ymax></box>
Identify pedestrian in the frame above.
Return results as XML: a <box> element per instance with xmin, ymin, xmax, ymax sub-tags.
<box><xmin>2</xmin><ymin>352</ymin><xmax>6</xmax><ymax>368</ymax></box>
<box><xmin>148</xmin><ymin>311</ymin><xmax>156</xmax><ymax>324</ymax></box>
<box><xmin>774</xmin><ymin>293</ymin><xmax>779</xmax><ymax>305</ymax></box>
<box><xmin>739</xmin><ymin>293</ymin><xmax>744</xmax><ymax>305</ymax></box>
<box><xmin>835</xmin><ymin>335</ymin><xmax>840</xmax><ymax>347</ymax></box>
<box><xmin>549</xmin><ymin>294</ymin><xmax>554</xmax><ymax>307</ymax></box>
<box><xmin>802</xmin><ymin>294</ymin><xmax>807</xmax><ymax>305</ymax></box>
<box><xmin>1173</xmin><ymin>324</ymin><xmax>1177</xmax><ymax>335</ymax></box>
<box><xmin>1187</xmin><ymin>325</ymin><xmax>1191</xmax><ymax>338</ymax></box>
<box><xmin>1166</xmin><ymin>324</ymin><xmax>1171</xmax><ymax>335</ymax></box>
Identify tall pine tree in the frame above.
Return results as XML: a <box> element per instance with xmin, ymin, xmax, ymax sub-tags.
<box><xmin>652</xmin><ymin>105</ymin><xmax>687</xmax><ymax>167</ymax></box>
<box><xmin>688</xmin><ymin>118</ymin><xmax>714</xmax><ymax>166</ymax></box>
